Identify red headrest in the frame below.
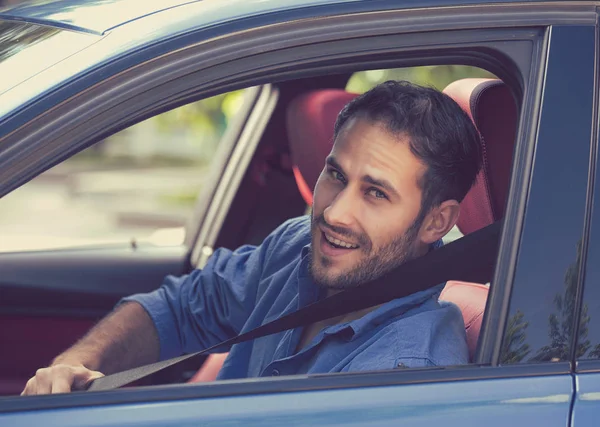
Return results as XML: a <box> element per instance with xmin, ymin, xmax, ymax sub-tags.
<box><xmin>440</xmin><ymin>281</ymin><xmax>489</xmax><ymax>362</ymax></box>
<box><xmin>443</xmin><ymin>79</ymin><xmax>518</xmax><ymax>234</ymax></box>
<box><xmin>286</xmin><ymin>90</ymin><xmax>358</xmax><ymax>205</ymax></box>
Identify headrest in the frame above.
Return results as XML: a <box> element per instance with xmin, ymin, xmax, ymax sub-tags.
<box><xmin>443</xmin><ymin>78</ymin><xmax>518</xmax><ymax>234</ymax></box>
<box><xmin>440</xmin><ymin>281</ymin><xmax>489</xmax><ymax>362</ymax></box>
<box><xmin>286</xmin><ymin>90</ymin><xmax>358</xmax><ymax>205</ymax></box>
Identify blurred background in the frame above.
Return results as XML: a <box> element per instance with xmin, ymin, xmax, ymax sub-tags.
<box><xmin>0</xmin><ymin>2</ymin><xmax>494</xmax><ymax>252</ymax></box>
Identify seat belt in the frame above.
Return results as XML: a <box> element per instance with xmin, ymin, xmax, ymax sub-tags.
<box><xmin>88</xmin><ymin>220</ymin><xmax>501</xmax><ymax>391</ymax></box>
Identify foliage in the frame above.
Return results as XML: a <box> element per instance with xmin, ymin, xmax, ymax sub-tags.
<box><xmin>347</xmin><ymin>65</ymin><xmax>496</xmax><ymax>93</ymax></box>
<box><xmin>502</xmin><ymin>240</ymin><xmax>600</xmax><ymax>364</ymax></box>
<box><xmin>531</xmin><ymin>241</ymin><xmax>592</xmax><ymax>361</ymax></box>
<box><xmin>500</xmin><ymin>310</ymin><xmax>531</xmax><ymax>364</ymax></box>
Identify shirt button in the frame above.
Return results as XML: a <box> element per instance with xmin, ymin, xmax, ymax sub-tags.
<box><xmin>397</xmin><ymin>362</ymin><xmax>406</xmax><ymax>368</ymax></box>
<box><xmin>272</xmin><ymin>369</ymin><xmax>280</xmax><ymax>376</ymax></box>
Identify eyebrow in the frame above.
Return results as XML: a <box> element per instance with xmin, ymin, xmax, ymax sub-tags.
<box><xmin>325</xmin><ymin>156</ymin><xmax>401</xmax><ymax>199</ymax></box>
<box><xmin>326</xmin><ymin>156</ymin><xmax>344</xmax><ymax>173</ymax></box>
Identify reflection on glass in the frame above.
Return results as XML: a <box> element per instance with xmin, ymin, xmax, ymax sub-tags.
<box><xmin>0</xmin><ymin>19</ymin><xmax>96</xmax><ymax>96</ymax></box>
<box><xmin>501</xmin><ymin>310</ymin><xmax>530</xmax><ymax>363</ymax></box>
<box><xmin>531</xmin><ymin>241</ymin><xmax>588</xmax><ymax>361</ymax></box>
<box><xmin>502</xmin><ymin>241</ymin><xmax>600</xmax><ymax>363</ymax></box>
<box><xmin>0</xmin><ymin>21</ymin><xmax>59</xmax><ymax>63</ymax></box>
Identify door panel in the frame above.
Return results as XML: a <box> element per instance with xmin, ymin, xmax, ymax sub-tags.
<box><xmin>0</xmin><ymin>245</ymin><xmax>188</xmax><ymax>315</ymax></box>
<box><xmin>0</xmin><ymin>374</ymin><xmax>573</xmax><ymax>426</ymax></box>
<box><xmin>573</xmin><ymin>372</ymin><xmax>600</xmax><ymax>427</ymax></box>
<box><xmin>0</xmin><ymin>316</ymin><xmax>94</xmax><ymax>395</ymax></box>
<box><xmin>0</xmin><ymin>245</ymin><xmax>188</xmax><ymax>395</ymax></box>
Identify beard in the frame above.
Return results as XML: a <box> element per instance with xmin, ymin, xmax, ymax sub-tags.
<box><xmin>309</xmin><ymin>212</ymin><xmax>423</xmax><ymax>290</ymax></box>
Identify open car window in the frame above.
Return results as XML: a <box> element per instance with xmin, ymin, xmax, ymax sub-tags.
<box><xmin>0</xmin><ymin>89</ymin><xmax>250</xmax><ymax>253</ymax></box>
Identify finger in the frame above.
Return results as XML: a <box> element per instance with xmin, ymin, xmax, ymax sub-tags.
<box><xmin>33</xmin><ymin>370</ymin><xmax>52</xmax><ymax>395</ymax></box>
<box><xmin>72</xmin><ymin>369</ymin><xmax>104</xmax><ymax>391</ymax></box>
<box><xmin>20</xmin><ymin>378</ymin><xmax>35</xmax><ymax>396</ymax></box>
<box><xmin>51</xmin><ymin>377</ymin><xmax>72</xmax><ymax>394</ymax></box>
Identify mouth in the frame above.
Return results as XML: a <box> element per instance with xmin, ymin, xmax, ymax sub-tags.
<box><xmin>319</xmin><ymin>229</ymin><xmax>360</xmax><ymax>257</ymax></box>
<box><xmin>323</xmin><ymin>231</ymin><xmax>359</xmax><ymax>249</ymax></box>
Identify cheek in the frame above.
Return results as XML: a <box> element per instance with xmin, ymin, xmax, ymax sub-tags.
<box><xmin>362</xmin><ymin>205</ymin><xmax>421</xmax><ymax>249</ymax></box>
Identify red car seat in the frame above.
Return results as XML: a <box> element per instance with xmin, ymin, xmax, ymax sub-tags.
<box><xmin>439</xmin><ymin>78</ymin><xmax>518</xmax><ymax>360</ymax></box>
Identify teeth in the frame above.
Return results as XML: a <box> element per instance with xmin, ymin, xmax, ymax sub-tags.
<box><xmin>325</xmin><ymin>233</ymin><xmax>358</xmax><ymax>249</ymax></box>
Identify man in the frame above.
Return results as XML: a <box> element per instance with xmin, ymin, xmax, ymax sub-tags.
<box><xmin>22</xmin><ymin>80</ymin><xmax>481</xmax><ymax>395</ymax></box>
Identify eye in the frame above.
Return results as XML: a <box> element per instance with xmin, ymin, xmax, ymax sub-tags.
<box><xmin>367</xmin><ymin>188</ymin><xmax>388</xmax><ymax>200</ymax></box>
<box><xmin>330</xmin><ymin>169</ymin><xmax>346</xmax><ymax>183</ymax></box>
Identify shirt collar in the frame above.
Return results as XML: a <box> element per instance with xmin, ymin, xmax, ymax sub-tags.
<box><xmin>298</xmin><ymin>239</ymin><xmax>445</xmax><ymax>338</ymax></box>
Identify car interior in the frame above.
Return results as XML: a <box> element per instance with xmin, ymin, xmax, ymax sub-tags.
<box><xmin>0</xmin><ymin>65</ymin><xmax>519</xmax><ymax>395</ymax></box>
<box><xmin>187</xmin><ymin>74</ymin><xmax>518</xmax><ymax>383</ymax></box>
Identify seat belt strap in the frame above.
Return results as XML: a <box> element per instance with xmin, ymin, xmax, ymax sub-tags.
<box><xmin>88</xmin><ymin>220</ymin><xmax>501</xmax><ymax>391</ymax></box>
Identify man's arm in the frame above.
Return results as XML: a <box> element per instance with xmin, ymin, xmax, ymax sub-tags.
<box><xmin>21</xmin><ymin>217</ymin><xmax>309</xmax><ymax>395</ymax></box>
<box><xmin>21</xmin><ymin>302</ymin><xmax>158</xmax><ymax>395</ymax></box>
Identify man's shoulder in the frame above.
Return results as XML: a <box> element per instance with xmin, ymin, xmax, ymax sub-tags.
<box><xmin>389</xmin><ymin>300</ymin><xmax>468</xmax><ymax>366</ymax></box>
<box><xmin>263</xmin><ymin>215</ymin><xmax>312</xmax><ymax>254</ymax></box>
<box><xmin>355</xmin><ymin>300</ymin><xmax>468</xmax><ymax>369</ymax></box>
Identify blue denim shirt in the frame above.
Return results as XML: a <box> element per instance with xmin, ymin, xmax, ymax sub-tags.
<box><xmin>124</xmin><ymin>216</ymin><xmax>468</xmax><ymax>379</ymax></box>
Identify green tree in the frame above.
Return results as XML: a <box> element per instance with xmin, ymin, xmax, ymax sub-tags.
<box><xmin>346</xmin><ymin>65</ymin><xmax>496</xmax><ymax>93</ymax></box>
<box><xmin>532</xmin><ymin>241</ymin><xmax>592</xmax><ymax>361</ymax></box>
<box><xmin>589</xmin><ymin>344</ymin><xmax>600</xmax><ymax>359</ymax></box>
<box><xmin>500</xmin><ymin>310</ymin><xmax>531</xmax><ymax>363</ymax></box>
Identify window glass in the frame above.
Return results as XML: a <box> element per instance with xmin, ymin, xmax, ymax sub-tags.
<box><xmin>0</xmin><ymin>89</ymin><xmax>248</xmax><ymax>252</ymax></box>
<box><xmin>500</xmin><ymin>26</ymin><xmax>595</xmax><ymax>364</ymax></box>
<box><xmin>577</xmin><ymin>119</ymin><xmax>600</xmax><ymax>361</ymax></box>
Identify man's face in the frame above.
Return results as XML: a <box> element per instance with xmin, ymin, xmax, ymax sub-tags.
<box><xmin>310</xmin><ymin>116</ymin><xmax>428</xmax><ymax>290</ymax></box>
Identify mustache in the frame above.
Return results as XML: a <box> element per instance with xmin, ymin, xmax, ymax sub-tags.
<box><xmin>313</xmin><ymin>213</ymin><xmax>369</xmax><ymax>247</ymax></box>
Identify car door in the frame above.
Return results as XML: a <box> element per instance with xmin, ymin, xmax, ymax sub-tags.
<box><xmin>570</xmin><ymin>20</ymin><xmax>600</xmax><ymax>423</ymax></box>
<box><xmin>0</xmin><ymin>1</ymin><xmax>596</xmax><ymax>425</ymax></box>
<box><xmin>0</xmin><ymin>16</ymin><xmax>277</xmax><ymax>393</ymax></box>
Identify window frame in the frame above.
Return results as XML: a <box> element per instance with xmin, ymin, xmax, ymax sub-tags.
<box><xmin>574</xmin><ymin>8</ymin><xmax>600</xmax><ymax>374</ymax></box>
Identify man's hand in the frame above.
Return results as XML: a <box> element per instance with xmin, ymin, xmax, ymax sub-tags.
<box><xmin>19</xmin><ymin>303</ymin><xmax>159</xmax><ymax>396</ymax></box>
<box><xmin>21</xmin><ymin>364</ymin><xmax>104</xmax><ymax>395</ymax></box>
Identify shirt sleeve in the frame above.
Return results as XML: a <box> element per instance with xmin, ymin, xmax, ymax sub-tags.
<box><xmin>120</xmin><ymin>217</ymin><xmax>309</xmax><ymax>361</ymax></box>
<box><xmin>121</xmin><ymin>244</ymin><xmax>262</xmax><ymax>360</ymax></box>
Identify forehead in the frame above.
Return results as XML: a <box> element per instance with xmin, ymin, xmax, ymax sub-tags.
<box><xmin>331</xmin><ymin>117</ymin><xmax>426</xmax><ymax>191</ymax></box>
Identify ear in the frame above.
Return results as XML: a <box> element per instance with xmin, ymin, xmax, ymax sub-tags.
<box><xmin>418</xmin><ymin>200</ymin><xmax>460</xmax><ymax>245</ymax></box>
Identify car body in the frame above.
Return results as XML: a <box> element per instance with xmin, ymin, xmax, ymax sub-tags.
<box><xmin>1</xmin><ymin>0</ymin><xmax>600</xmax><ymax>425</ymax></box>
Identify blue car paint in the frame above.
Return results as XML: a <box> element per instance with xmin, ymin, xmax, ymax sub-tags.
<box><xmin>0</xmin><ymin>374</ymin><xmax>573</xmax><ymax>426</ymax></box>
<box><xmin>0</xmin><ymin>0</ymin><xmax>568</xmax><ymax>127</ymax></box>
<box><xmin>0</xmin><ymin>0</ymin><xmax>550</xmax><ymax>35</ymax></box>
<box><xmin>573</xmin><ymin>373</ymin><xmax>600</xmax><ymax>427</ymax></box>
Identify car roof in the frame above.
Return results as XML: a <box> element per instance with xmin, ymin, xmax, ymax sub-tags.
<box><xmin>0</xmin><ymin>0</ymin><xmax>587</xmax><ymax>129</ymax></box>
<box><xmin>0</xmin><ymin>0</ymin><xmax>202</xmax><ymax>35</ymax></box>
<box><xmin>0</xmin><ymin>0</ymin><xmax>582</xmax><ymax>35</ymax></box>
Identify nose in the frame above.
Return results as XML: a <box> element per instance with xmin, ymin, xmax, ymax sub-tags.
<box><xmin>323</xmin><ymin>187</ymin><xmax>356</xmax><ymax>228</ymax></box>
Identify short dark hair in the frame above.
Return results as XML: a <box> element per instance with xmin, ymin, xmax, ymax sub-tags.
<box><xmin>334</xmin><ymin>80</ymin><xmax>482</xmax><ymax>219</ymax></box>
